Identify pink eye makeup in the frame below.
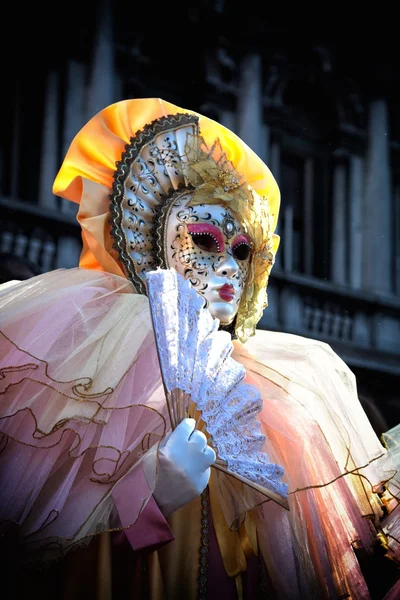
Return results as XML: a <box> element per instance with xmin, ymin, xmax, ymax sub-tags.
<box><xmin>231</xmin><ymin>234</ymin><xmax>252</xmax><ymax>261</ymax></box>
<box><xmin>187</xmin><ymin>223</ymin><xmax>225</xmax><ymax>254</ymax></box>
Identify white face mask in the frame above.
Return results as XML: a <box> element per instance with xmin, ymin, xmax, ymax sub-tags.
<box><xmin>166</xmin><ymin>194</ymin><xmax>252</xmax><ymax>324</ymax></box>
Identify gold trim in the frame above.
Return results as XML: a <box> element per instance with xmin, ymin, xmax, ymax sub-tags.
<box><xmin>109</xmin><ymin>113</ymin><xmax>199</xmax><ymax>294</ymax></box>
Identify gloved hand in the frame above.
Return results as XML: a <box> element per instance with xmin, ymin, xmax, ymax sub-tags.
<box><xmin>143</xmin><ymin>418</ymin><xmax>216</xmax><ymax>516</ymax></box>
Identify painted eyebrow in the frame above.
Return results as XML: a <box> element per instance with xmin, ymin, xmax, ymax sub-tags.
<box><xmin>231</xmin><ymin>233</ymin><xmax>252</xmax><ymax>248</ymax></box>
<box><xmin>187</xmin><ymin>223</ymin><xmax>225</xmax><ymax>252</ymax></box>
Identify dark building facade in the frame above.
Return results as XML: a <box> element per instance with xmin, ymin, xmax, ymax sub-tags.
<box><xmin>1</xmin><ymin>4</ymin><xmax>399</xmax><ymax>430</ymax></box>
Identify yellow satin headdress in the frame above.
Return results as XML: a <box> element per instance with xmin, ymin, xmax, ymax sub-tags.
<box><xmin>53</xmin><ymin>98</ymin><xmax>280</xmax><ymax>341</ymax></box>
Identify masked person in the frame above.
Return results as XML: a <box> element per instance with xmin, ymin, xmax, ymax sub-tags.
<box><xmin>0</xmin><ymin>98</ymin><xmax>398</xmax><ymax>599</ymax></box>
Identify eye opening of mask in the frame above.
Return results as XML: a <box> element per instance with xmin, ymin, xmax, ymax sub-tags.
<box><xmin>232</xmin><ymin>241</ymin><xmax>252</xmax><ymax>261</ymax></box>
<box><xmin>186</xmin><ymin>223</ymin><xmax>224</xmax><ymax>254</ymax></box>
<box><xmin>189</xmin><ymin>232</ymin><xmax>221</xmax><ymax>254</ymax></box>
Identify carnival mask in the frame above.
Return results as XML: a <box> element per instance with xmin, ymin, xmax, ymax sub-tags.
<box><xmin>166</xmin><ymin>197</ymin><xmax>252</xmax><ymax>324</ymax></box>
<box><xmin>61</xmin><ymin>106</ymin><xmax>281</xmax><ymax>342</ymax></box>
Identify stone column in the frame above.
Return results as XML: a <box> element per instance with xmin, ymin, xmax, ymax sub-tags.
<box><xmin>283</xmin><ymin>204</ymin><xmax>293</xmax><ymax>273</ymax></box>
<box><xmin>10</xmin><ymin>81</ymin><xmax>21</xmax><ymax>199</ymax></box>
<box><xmin>331</xmin><ymin>151</ymin><xmax>348</xmax><ymax>285</ymax></box>
<box><xmin>270</xmin><ymin>140</ymin><xmax>282</xmax><ymax>268</ymax></box>
<box><xmin>28</xmin><ymin>235</ymin><xmax>42</xmax><ymax>267</ymax></box>
<box><xmin>362</xmin><ymin>100</ymin><xmax>392</xmax><ymax>294</ymax></box>
<box><xmin>395</xmin><ymin>186</ymin><xmax>400</xmax><ymax>296</ymax></box>
<box><xmin>303</xmin><ymin>158</ymin><xmax>314</xmax><ymax>276</ymax></box>
<box><xmin>63</xmin><ymin>61</ymin><xmax>86</xmax><ymax>158</ymax></box>
<box><xmin>14</xmin><ymin>233</ymin><xmax>28</xmax><ymax>257</ymax></box>
<box><xmin>237</xmin><ymin>54</ymin><xmax>264</xmax><ymax>159</ymax></box>
<box><xmin>40</xmin><ymin>239</ymin><xmax>56</xmax><ymax>273</ymax></box>
<box><xmin>38</xmin><ymin>71</ymin><xmax>59</xmax><ymax>211</ymax></box>
<box><xmin>348</xmin><ymin>155</ymin><xmax>365</xmax><ymax>289</ymax></box>
<box><xmin>86</xmin><ymin>0</ymin><xmax>115</xmax><ymax>121</ymax></box>
<box><xmin>0</xmin><ymin>231</ymin><xmax>14</xmax><ymax>253</ymax></box>
<box><xmin>61</xmin><ymin>60</ymin><xmax>86</xmax><ymax>216</ymax></box>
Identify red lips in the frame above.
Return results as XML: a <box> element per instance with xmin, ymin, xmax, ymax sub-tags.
<box><xmin>219</xmin><ymin>284</ymin><xmax>235</xmax><ymax>301</ymax></box>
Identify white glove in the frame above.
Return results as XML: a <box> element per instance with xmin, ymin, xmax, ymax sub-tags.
<box><xmin>143</xmin><ymin>418</ymin><xmax>216</xmax><ymax>516</ymax></box>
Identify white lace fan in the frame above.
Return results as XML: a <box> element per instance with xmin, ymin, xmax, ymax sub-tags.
<box><xmin>145</xmin><ymin>268</ymin><xmax>289</xmax><ymax>509</ymax></box>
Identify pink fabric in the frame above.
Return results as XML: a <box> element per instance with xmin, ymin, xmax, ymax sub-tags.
<box><xmin>0</xmin><ymin>269</ymin><xmax>169</xmax><ymax>559</ymax></box>
<box><xmin>112</xmin><ymin>465</ymin><xmax>174</xmax><ymax>552</ymax></box>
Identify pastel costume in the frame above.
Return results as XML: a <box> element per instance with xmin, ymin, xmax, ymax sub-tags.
<box><xmin>0</xmin><ymin>99</ymin><xmax>398</xmax><ymax>599</ymax></box>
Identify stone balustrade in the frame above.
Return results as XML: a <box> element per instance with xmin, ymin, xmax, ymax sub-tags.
<box><xmin>0</xmin><ymin>197</ymin><xmax>81</xmax><ymax>273</ymax></box>
<box><xmin>260</xmin><ymin>268</ymin><xmax>400</xmax><ymax>374</ymax></box>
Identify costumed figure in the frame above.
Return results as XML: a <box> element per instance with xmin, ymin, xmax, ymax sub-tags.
<box><xmin>0</xmin><ymin>98</ymin><xmax>399</xmax><ymax>599</ymax></box>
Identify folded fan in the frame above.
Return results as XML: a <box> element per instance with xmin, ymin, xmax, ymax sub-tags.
<box><xmin>146</xmin><ymin>268</ymin><xmax>289</xmax><ymax>509</ymax></box>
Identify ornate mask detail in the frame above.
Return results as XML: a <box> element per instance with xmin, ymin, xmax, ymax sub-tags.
<box><xmin>110</xmin><ymin>113</ymin><xmax>199</xmax><ymax>295</ymax></box>
<box><xmin>108</xmin><ymin>111</ymin><xmax>277</xmax><ymax>341</ymax></box>
<box><xmin>165</xmin><ymin>199</ymin><xmax>252</xmax><ymax>325</ymax></box>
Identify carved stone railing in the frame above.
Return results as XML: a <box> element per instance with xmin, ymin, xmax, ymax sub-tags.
<box><xmin>259</xmin><ymin>269</ymin><xmax>400</xmax><ymax>374</ymax></box>
<box><xmin>0</xmin><ymin>197</ymin><xmax>82</xmax><ymax>273</ymax></box>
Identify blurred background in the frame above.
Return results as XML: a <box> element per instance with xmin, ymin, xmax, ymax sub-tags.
<box><xmin>1</xmin><ymin>2</ymin><xmax>399</xmax><ymax>433</ymax></box>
